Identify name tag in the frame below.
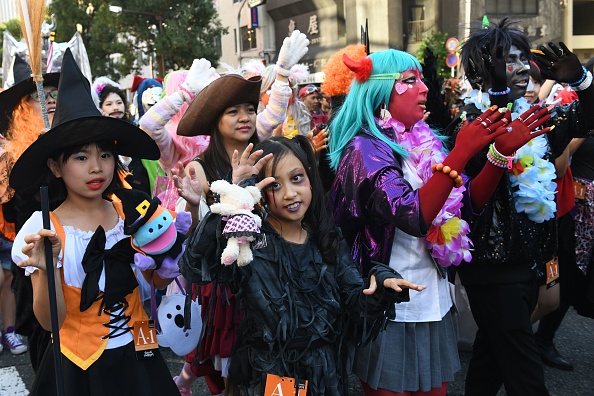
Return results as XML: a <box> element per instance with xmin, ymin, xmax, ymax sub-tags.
<box><xmin>264</xmin><ymin>373</ymin><xmax>308</xmax><ymax>396</ymax></box>
<box><xmin>574</xmin><ymin>181</ymin><xmax>586</xmax><ymax>200</ymax></box>
<box><xmin>134</xmin><ymin>320</ymin><xmax>158</xmax><ymax>359</ymax></box>
<box><xmin>546</xmin><ymin>256</ymin><xmax>560</xmax><ymax>289</ymax></box>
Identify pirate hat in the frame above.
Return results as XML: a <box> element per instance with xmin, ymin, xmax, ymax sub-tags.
<box><xmin>0</xmin><ymin>54</ymin><xmax>60</xmax><ymax>135</ymax></box>
<box><xmin>177</xmin><ymin>74</ymin><xmax>261</xmax><ymax>136</ymax></box>
<box><xmin>9</xmin><ymin>49</ymin><xmax>160</xmax><ymax>191</ymax></box>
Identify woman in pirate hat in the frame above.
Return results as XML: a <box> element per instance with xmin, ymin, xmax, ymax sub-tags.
<box><xmin>10</xmin><ymin>48</ymin><xmax>178</xmax><ymax>396</ymax></box>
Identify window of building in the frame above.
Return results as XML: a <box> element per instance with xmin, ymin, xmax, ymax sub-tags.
<box><xmin>214</xmin><ymin>35</ymin><xmax>222</xmax><ymax>58</ymax></box>
<box><xmin>241</xmin><ymin>26</ymin><xmax>257</xmax><ymax>51</ymax></box>
<box><xmin>486</xmin><ymin>0</ymin><xmax>538</xmax><ymax>15</ymax></box>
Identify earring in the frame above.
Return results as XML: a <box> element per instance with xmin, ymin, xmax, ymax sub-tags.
<box><xmin>379</xmin><ymin>102</ymin><xmax>391</xmax><ymax>127</ymax></box>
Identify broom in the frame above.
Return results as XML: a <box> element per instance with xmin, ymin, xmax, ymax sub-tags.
<box><xmin>18</xmin><ymin>2</ymin><xmax>65</xmax><ymax>395</ymax></box>
<box><xmin>18</xmin><ymin>0</ymin><xmax>50</xmax><ymax>128</ymax></box>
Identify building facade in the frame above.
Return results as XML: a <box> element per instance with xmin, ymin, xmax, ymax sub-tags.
<box><xmin>216</xmin><ymin>0</ymin><xmax>277</xmax><ymax>71</ymax></box>
<box><xmin>0</xmin><ymin>1</ymin><xmax>19</xmax><ymax>23</ymax></box>
<box><xmin>214</xmin><ymin>1</ymin><xmax>593</xmax><ymax>80</ymax></box>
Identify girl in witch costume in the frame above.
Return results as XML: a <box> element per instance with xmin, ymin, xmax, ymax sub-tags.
<box><xmin>444</xmin><ymin>19</ymin><xmax>594</xmax><ymax>396</ymax></box>
<box><xmin>0</xmin><ymin>54</ymin><xmax>60</xmax><ymax>370</ymax></box>
<box><xmin>327</xmin><ymin>48</ymin><xmax>554</xmax><ymax>396</ymax></box>
<box><xmin>9</xmin><ymin>49</ymin><xmax>179</xmax><ymax>396</ymax></box>
<box><xmin>174</xmin><ymin>135</ymin><xmax>425</xmax><ymax>395</ymax></box>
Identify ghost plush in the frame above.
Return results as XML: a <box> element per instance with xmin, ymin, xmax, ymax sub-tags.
<box><xmin>156</xmin><ymin>292</ymin><xmax>201</xmax><ymax>356</ymax></box>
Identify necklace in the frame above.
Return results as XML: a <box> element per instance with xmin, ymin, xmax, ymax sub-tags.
<box><xmin>377</xmin><ymin>116</ymin><xmax>473</xmax><ymax>267</ymax></box>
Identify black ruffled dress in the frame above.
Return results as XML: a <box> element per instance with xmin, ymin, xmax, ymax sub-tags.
<box><xmin>180</xmin><ymin>212</ymin><xmax>408</xmax><ymax>396</ymax></box>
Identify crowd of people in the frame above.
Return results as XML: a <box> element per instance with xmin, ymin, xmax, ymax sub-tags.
<box><xmin>0</xmin><ymin>17</ymin><xmax>593</xmax><ymax>396</ymax></box>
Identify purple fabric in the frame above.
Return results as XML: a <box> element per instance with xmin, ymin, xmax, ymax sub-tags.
<box><xmin>329</xmin><ymin>127</ymin><xmax>473</xmax><ymax>276</ymax></box>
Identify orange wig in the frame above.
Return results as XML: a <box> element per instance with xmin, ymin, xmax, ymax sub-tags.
<box><xmin>4</xmin><ymin>97</ymin><xmax>45</xmax><ymax>164</ymax></box>
<box><xmin>321</xmin><ymin>44</ymin><xmax>367</xmax><ymax>97</ymax></box>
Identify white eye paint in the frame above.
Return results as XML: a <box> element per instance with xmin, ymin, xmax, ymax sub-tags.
<box><xmin>527</xmin><ymin>79</ymin><xmax>534</xmax><ymax>91</ymax></box>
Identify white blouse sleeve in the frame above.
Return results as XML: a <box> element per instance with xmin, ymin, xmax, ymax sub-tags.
<box><xmin>11</xmin><ymin>211</ymin><xmax>61</xmax><ymax>275</ymax></box>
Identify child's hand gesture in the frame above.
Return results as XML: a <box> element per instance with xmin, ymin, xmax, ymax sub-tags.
<box><xmin>172</xmin><ymin>161</ymin><xmax>203</xmax><ymax>207</ymax></box>
<box><xmin>363</xmin><ymin>275</ymin><xmax>426</xmax><ymax>295</ymax></box>
<box><xmin>231</xmin><ymin>143</ymin><xmax>273</xmax><ymax>184</ymax></box>
<box><xmin>18</xmin><ymin>229</ymin><xmax>61</xmax><ymax>271</ymax></box>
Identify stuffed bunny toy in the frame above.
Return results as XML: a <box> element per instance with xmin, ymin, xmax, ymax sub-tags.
<box><xmin>209</xmin><ymin>180</ymin><xmax>262</xmax><ymax>266</ymax></box>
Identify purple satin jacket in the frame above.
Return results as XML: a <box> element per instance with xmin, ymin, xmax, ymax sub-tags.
<box><xmin>329</xmin><ymin>127</ymin><xmax>473</xmax><ymax>276</ymax></box>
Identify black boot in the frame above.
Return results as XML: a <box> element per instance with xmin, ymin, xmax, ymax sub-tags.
<box><xmin>538</xmin><ymin>343</ymin><xmax>574</xmax><ymax>371</ymax></box>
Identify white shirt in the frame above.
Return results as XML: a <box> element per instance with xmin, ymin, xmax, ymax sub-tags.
<box><xmin>388</xmin><ymin>157</ymin><xmax>453</xmax><ymax>322</ymax></box>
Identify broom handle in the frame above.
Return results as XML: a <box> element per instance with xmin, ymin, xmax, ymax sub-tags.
<box><xmin>40</xmin><ymin>186</ymin><xmax>65</xmax><ymax>396</ymax></box>
<box><xmin>34</xmin><ymin>80</ymin><xmax>51</xmax><ymax>128</ymax></box>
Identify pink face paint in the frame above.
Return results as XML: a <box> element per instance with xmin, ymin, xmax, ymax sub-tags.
<box><xmin>507</xmin><ymin>65</ymin><xmax>514</xmax><ymax>72</ymax></box>
<box><xmin>388</xmin><ymin>69</ymin><xmax>429</xmax><ymax>130</ymax></box>
<box><xmin>395</xmin><ymin>81</ymin><xmax>409</xmax><ymax>95</ymax></box>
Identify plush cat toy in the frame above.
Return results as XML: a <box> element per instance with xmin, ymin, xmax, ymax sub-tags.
<box><xmin>113</xmin><ymin>188</ymin><xmax>191</xmax><ymax>278</ymax></box>
<box><xmin>209</xmin><ymin>180</ymin><xmax>262</xmax><ymax>266</ymax></box>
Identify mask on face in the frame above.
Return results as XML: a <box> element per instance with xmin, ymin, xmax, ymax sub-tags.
<box><xmin>142</xmin><ymin>86</ymin><xmax>163</xmax><ymax>112</ymax></box>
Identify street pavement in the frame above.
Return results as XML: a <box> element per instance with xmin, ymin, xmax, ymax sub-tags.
<box><xmin>1</xmin><ymin>307</ymin><xmax>592</xmax><ymax>395</ymax></box>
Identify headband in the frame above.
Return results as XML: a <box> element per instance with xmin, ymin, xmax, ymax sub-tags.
<box><xmin>342</xmin><ymin>53</ymin><xmax>402</xmax><ymax>83</ymax></box>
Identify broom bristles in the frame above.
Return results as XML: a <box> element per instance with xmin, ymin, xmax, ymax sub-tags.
<box><xmin>17</xmin><ymin>0</ymin><xmax>46</xmax><ymax>81</ymax></box>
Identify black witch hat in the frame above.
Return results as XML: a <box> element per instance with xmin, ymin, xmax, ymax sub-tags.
<box><xmin>9</xmin><ymin>48</ymin><xmax>160</xmax><ymax>191</ymax></box>
<box><xmin>112</xmin><ymin>188</ymin><xmax>161</xmax><ymax>235</ymax></box>
<box><xmin>0</xmin><ymin>54</ymin><xmax>60</xmax><ymax>135</ymax></box>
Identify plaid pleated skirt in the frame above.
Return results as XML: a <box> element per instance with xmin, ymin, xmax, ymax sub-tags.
<box><xmin>352</xmin><ymin>309</ymin><xmax>460</xmax><ymax>393</ymax></box>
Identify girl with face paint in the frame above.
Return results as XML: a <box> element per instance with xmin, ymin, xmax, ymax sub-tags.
<box><xmin>445</xmin><ymin>17</ymin><xmax>594</xmax><ymax>396</ymax></box>
<box><xmin>328</xmin><ymin>47</ymin><xmax>552</xmax><ymax>395</ymax></box>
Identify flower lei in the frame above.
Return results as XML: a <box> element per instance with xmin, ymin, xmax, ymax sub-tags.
<box><xmin>464</xmin><ymin>91</ymin><xmax>557</xmax><ymax>223</ymax></box>
<box><xmin>377</xmin><ymin>116</ymin><xmax>473</xmax><ymax>267</ymax></box>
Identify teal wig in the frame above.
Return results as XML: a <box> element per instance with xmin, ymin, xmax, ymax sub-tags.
<box><xmin>327</xmin><ymin>49</ymin><xmax>422</xmax><ymax>171</ymax></box>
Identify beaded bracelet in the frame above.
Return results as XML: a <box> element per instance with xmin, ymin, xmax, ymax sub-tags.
<box><xmin>568</xmin><ymin>66</ymin><xmax>587</xmax><ymax>87</ymax></box>
<box><xmin>487</xmin><ymin>152</ymin><xmax>507</xmax><ymax>169</ymax></box>
<box><xmin>487</xmin><ymin>143</ymin><xmax>515</xmax><ymax>170</ymax></box>
<box><xmin>431</xmin><ymin>163</ymin><xmax>464</xmax><ymax>188</ymax></box>
<box><xmin>573</xmin><ymin>71</ymin><xmax>593</xmax><ymax>92</ymax></box>
<box><xmin>488</xmin><ymin>87</ymin><xmax>511</xmax><ymax>96</ymax></box>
